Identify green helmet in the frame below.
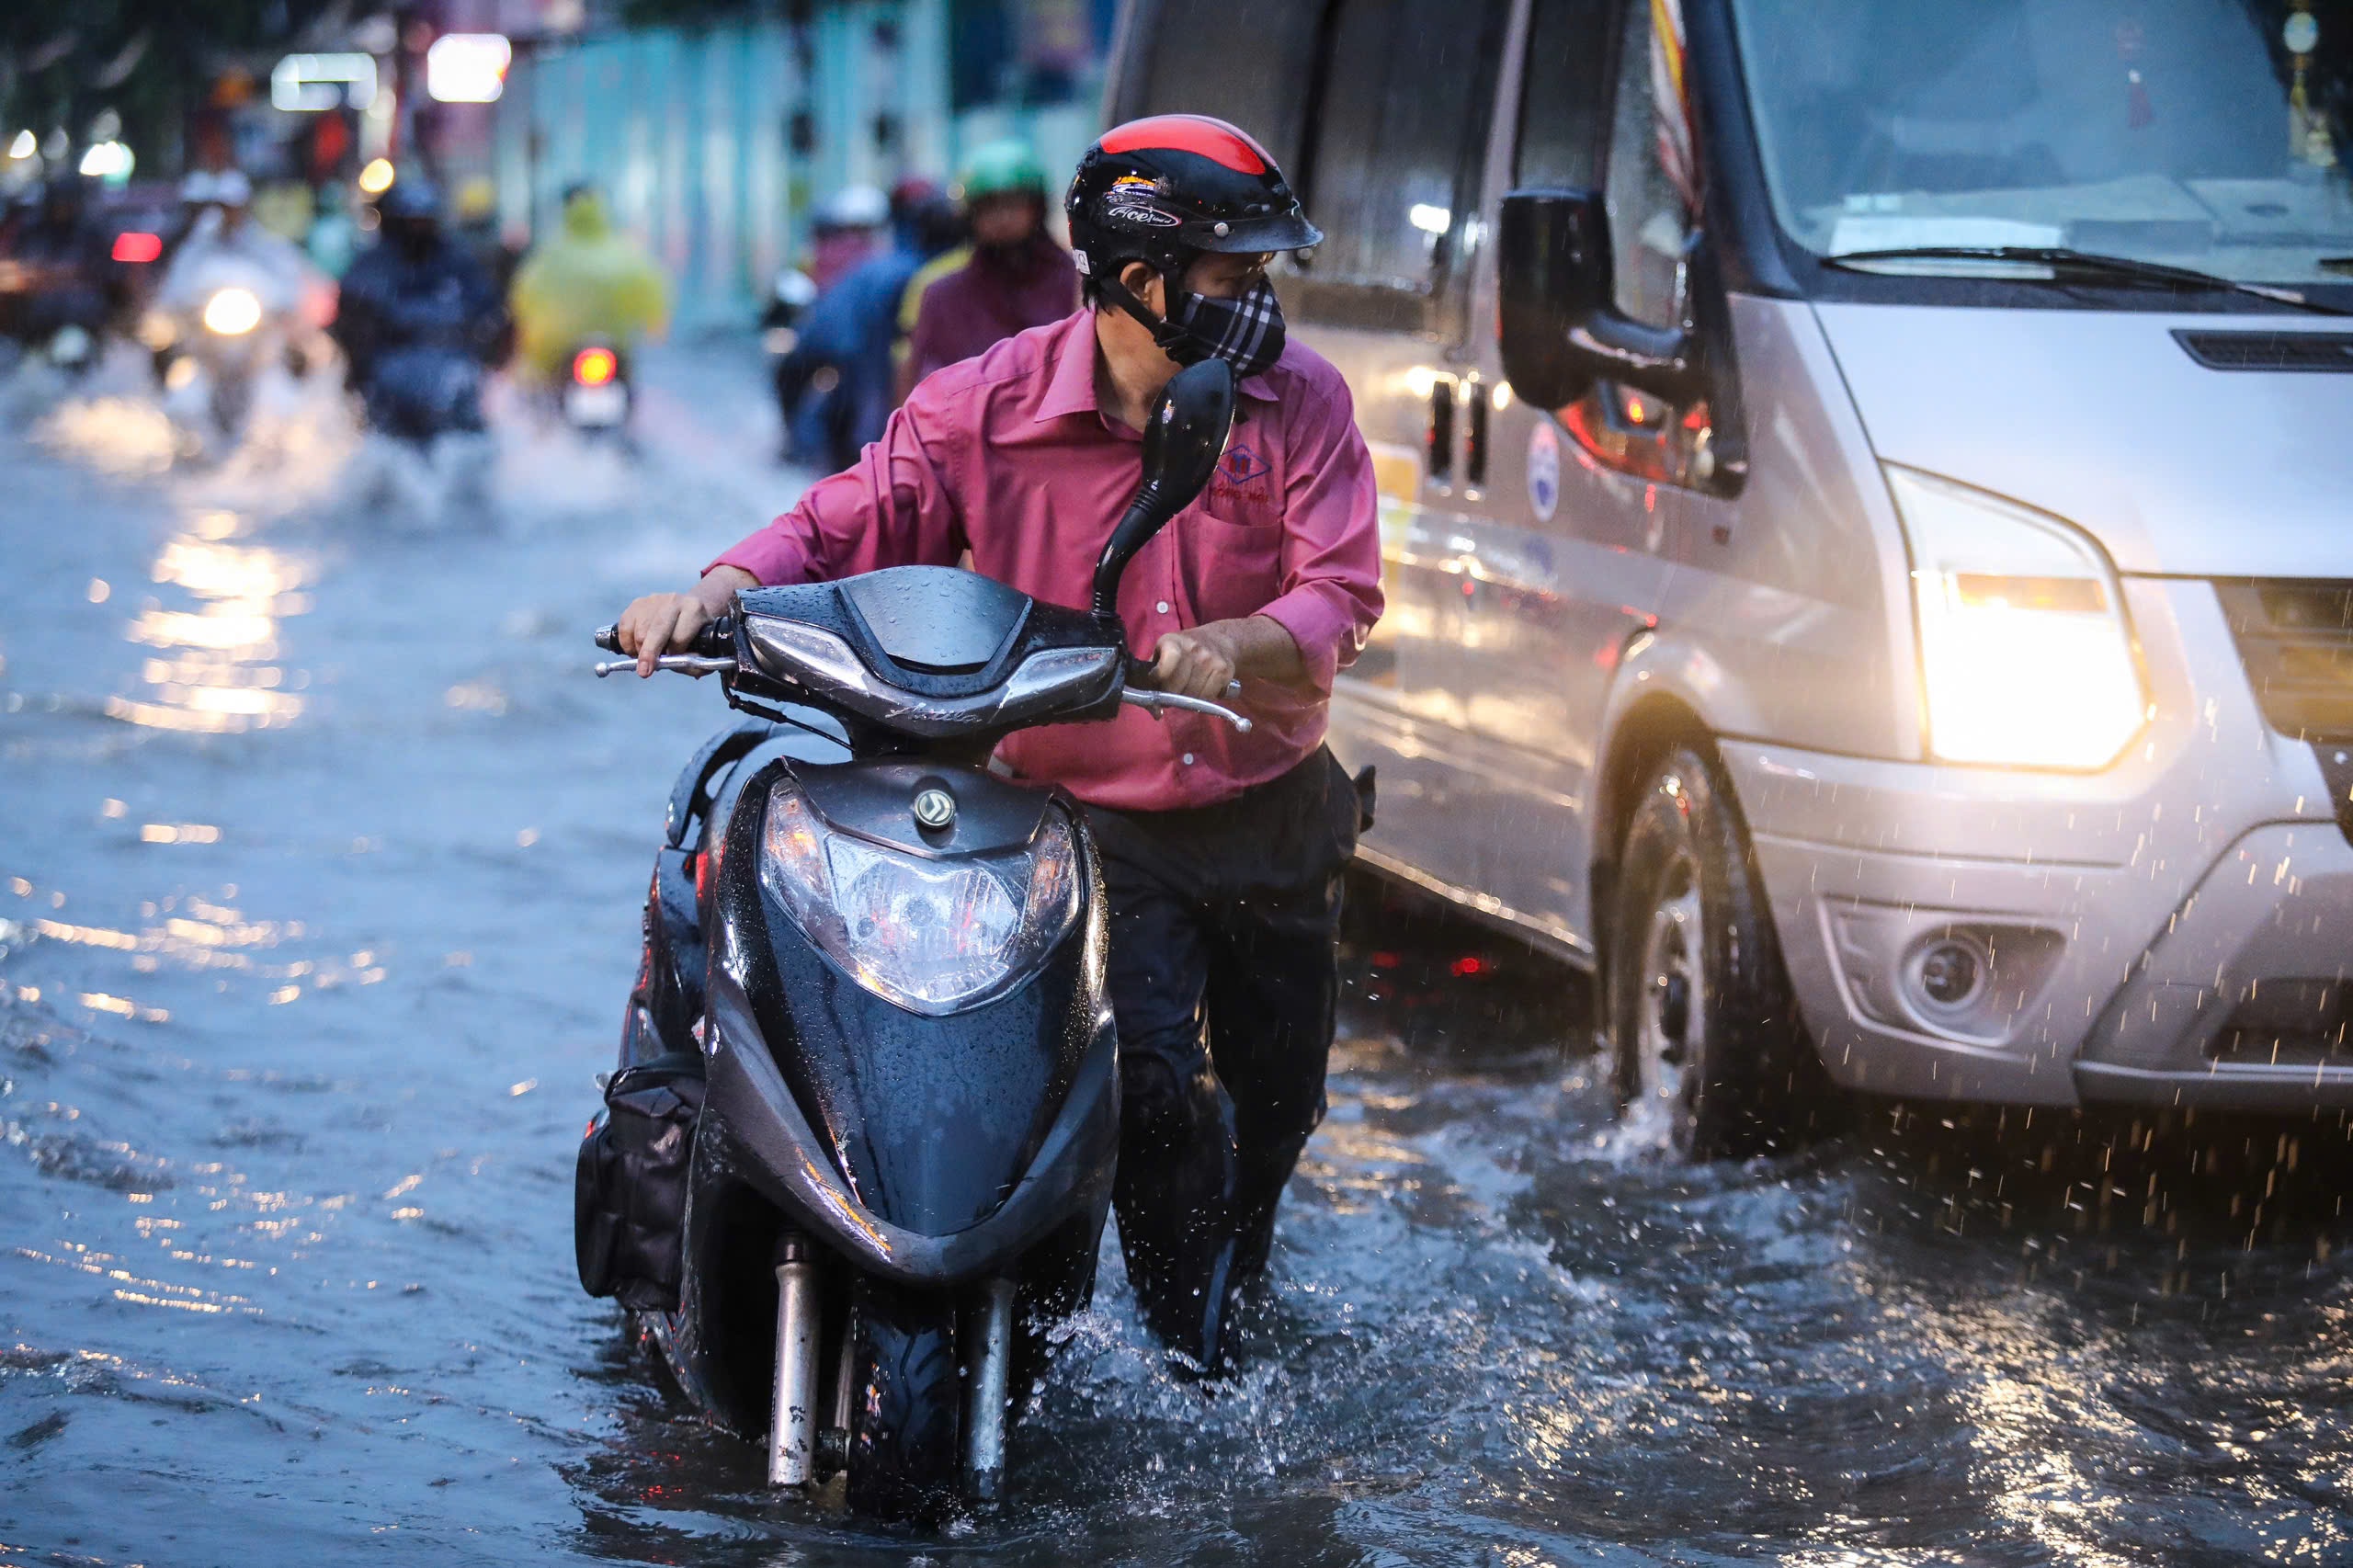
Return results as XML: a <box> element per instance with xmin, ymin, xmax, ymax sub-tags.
<box><xmin>957</xmin><ymin>140</ymin><xmax>1047</xmax><ymax>202</ymax></box>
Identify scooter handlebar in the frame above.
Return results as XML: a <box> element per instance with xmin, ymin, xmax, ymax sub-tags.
<box><xmin>589</xmin><ymin>616</ymin><xmax>734</xmax><ymax>676</ymax></box>
<box><xmin>1120</xmin><ymin>687</ymin><xmax>1252</xmax><ymax>732</ymax></box>
<box><xmin>1123</xmin><ymin>653</ymin><xmax>1242</xmax><ymax>701</ymax></box>
<box><xmin>1119</xmin><ymin>656</ymin><xmax>1250</xmax><ymax>732</ymax></box>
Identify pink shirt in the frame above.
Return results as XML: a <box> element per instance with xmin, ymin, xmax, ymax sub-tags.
<box><xmin>710</xmin><ymin>308</ymin><xmax>1383</xmax><ymax>812</ymax></box>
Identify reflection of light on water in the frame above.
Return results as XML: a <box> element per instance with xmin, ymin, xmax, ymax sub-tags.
<box><xmin>153</xmin><ymin>536</ymin><xmax>306</xmax><ymax>600</ymax></box>
<box><xmin>6</xmin><ymin>894</ymin><xmax>380</xmax><ymax>994</ymax></box>
<box><xmin>107</xmin><ymin>511</ymin><xmax>312</xmax><ymax>734</ymax></box>
<box><xmin>14</xmin><ymin>1244</ymin><xmax>258</xmax><ymax>1315</ymax></box>
<box><xmin>139</xmin><ymin>823</ymin><xmax>222</xmax><ymax>844</ymax></box>
<box><xmin>78</xmin><ymin>991</ymin><xmax>169</xmax><ymax>1023</ymax></box>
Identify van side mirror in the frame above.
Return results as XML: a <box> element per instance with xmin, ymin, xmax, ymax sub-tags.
<box><xmin>1091</xmin><ymin>358</ymin><xmax>1236</xmax><ymax>621</ymax></box>
<box><xmin>1496</xmin><ymin>188</ymin><xmax>1703</xmax><ymax>411</ymax></box>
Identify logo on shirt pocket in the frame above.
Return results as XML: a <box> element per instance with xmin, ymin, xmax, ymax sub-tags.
<box><xmin>1207</xmin><ymin>442</ymin><xmax>1273</xmax><ymax>514</ymax></box>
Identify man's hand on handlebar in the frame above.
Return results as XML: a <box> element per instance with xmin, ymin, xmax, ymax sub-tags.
<box><xmin>616</xmin><ymin>566</ymin><xmax>756</xmax><ymax>677</ymax></box>
<box><xmin>1149</xmin><ymin>615</ymin><xmax>1304</xmax><ymax>701</ymax></box>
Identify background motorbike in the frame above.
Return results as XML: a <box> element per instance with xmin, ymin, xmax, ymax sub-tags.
<box><xmin>557</xmin><ymin>336</ymin><xmax>632</xmax><ymax>444</ymax></box>
<box><xmin>575</xmin><ymin>359</ymin><xmax>1243</xmax><ymax>1519</ymax></box>
<box><xmin>759</xmin><ymin>267</ymin><xmax>835</xmax><ymax>464</ymax></box>
<box><xmin>148</xmin><ymin>278</ymin><xmax>278</xmax><ymax>443</ymax></box>
<box><xmin>0</xmin><ymin>258</ymin><xmax>108</xmax><ymax>379</ymax></box>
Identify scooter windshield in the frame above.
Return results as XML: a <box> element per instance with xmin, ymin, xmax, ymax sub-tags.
<box><xmin>738</xmin><ymin>567</ymin><xmax>1123</xmax><ymax>740</ymax></box>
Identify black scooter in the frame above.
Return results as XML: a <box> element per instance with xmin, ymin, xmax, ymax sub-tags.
<box><xmin>574</xmin><ymin>360</ymin><xmax>1244</xmax><ymax>1517</ymax></box>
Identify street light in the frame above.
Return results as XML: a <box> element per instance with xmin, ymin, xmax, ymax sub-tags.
<box><xmin>271</xmin><ymin>53</ymin><xmax>380</xmax><ymax>113</ymax></box>
<box><xmin>426</xmin><ymin>34</ymin><xmax>512</xmax><ymax>103</ymax></box>
<box><xmin>78</xmin><ymin>142</ymin><xmax>136</xmax><ymax>183</ymax></box>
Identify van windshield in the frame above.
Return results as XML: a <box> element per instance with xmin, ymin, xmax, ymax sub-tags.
<box><xmin>1726</xmin><ymin>0</ymin><xmax>2353</xmax><ymax>288</ymax></box>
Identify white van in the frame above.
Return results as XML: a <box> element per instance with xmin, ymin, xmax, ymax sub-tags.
<box><xmin>1108</xmin><ymin>0</ymin><xmax>2353</xmax><ymax>1153</ymax></box>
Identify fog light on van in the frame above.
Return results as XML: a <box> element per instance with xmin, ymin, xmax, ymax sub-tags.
<box><xmin>1910</xmin><ymin>936</ymin><xmax>1987</xmax><ymax>1015</ymax></box>
<box><xmin>1887</xmin><ymin>465</ymin><xmax>2145</xmax><ymax>771</ymax></box>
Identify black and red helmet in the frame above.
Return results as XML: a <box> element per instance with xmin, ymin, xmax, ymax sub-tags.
<box><xmin>1065</xmin><ymin>115</ymin><xmax>1322</xmax><ymax>292</ymax></box>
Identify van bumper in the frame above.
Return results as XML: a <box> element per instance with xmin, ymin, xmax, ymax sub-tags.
<box><xmin>1719</xmin><ymin>738</ymin><xmax>2353</xmax><ymax>1113</ymax></box>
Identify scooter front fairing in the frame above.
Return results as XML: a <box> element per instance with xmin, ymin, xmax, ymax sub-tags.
<box><xmin>696</xmin><ymin>749</ymin><xmax>1119</xmax><ymax>1273</ymax></box>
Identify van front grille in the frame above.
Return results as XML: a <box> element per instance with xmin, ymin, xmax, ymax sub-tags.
<box><xmin>2173</xmin><ymin>330</ymin><xmax>2353</xmax><ymax>372</ymax></box>
<box><xmin>2216</xmin><ymin>580</ymin><xmax>2353</xmax><ymax>742</ymax></box>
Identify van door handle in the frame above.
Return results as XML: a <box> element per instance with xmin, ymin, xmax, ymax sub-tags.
<box><xmin>1465</xmin><ymin>381</ymin><xmax>1489</xmax><ymax>489</ymax></box>
<box><xmin>1427</xmin><ymin>378</ymin><xmax>1454</xmax><ymax>485</ymax></box>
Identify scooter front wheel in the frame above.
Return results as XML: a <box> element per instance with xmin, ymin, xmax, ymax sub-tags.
<box><xmin>843</xmin><ymin>1278</ymin><xmax>961</xmax><ymax>1518</ymax></box>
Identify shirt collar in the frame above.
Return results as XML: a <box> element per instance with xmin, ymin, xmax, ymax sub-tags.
<box><xmin>1032</xmin><ymin>308</ymin><xmax>1101</xmax><ymax>424</ymax></box>
<box><xmin>1032</xmin><ymin>307</ymin><xmax>1283</xmax><ymax>426</ymax></box>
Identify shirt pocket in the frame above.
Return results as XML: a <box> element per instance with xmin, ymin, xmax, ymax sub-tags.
<box><xmin>1177</xmin><ymin>506</ymin><xmax>1285</xmax><ymax>626</ymax></box>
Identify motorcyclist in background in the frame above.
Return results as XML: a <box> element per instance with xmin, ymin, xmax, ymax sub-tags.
<box><xmin>454</xmin><ymin>176</ymin><xmax>523</xmax><ymax>299</ymax></box>
<box><xmin>153</xmin><ymin>172</ymin><xmax>333</xmax><ymax>347</ymax></box>
<box><xmin>899</xmin><ymin>140</ymin><xmax>1077</xmax><ymax>395</ymax></box>
<box><xmin>156</xmin><ymin>172</ymin><xmax>217</xmax><ymax>271</ymax></box>
<box><xmin>804</xmin><ymin>183</ymin><xmax>890</xmax><ymax>292</ymax></box>
<box><xmin>506</xmin><ymin>181</ymin><xmax>669</xmax><ymax>391</ymax></box>
<box><xmin>776</xmin><ymin>181</ymin><xmax>962</xmax><ymax>472</ymax></box>
<box><xmin>0</xmin><ymin>176</ymin><xmax>114</xmax><ymax>354</ymax></box>
<box><xmin>331</xmin><ymin>178</ymin><xmax>506</xmax><ymax>438</ymax></box>
<box><xmin>305</xmin><ymin>183</ymin><xmax>361</xmax><ymax>279</ymax></box>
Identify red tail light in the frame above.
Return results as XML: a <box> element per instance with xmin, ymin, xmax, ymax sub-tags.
<box><xmin>111</xmin><ymin>231</ymin><xmax>163</xmax><ymax>264</ymax></box>
<box><xmin>572</xmin><ymin>347</ymin><xmax>618</xmax><ymax>387</ymax></box>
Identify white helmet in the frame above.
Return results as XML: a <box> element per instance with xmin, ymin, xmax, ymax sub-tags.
<box><xmin>817</xmin><ymin>184</ymin><xmax>889</xmax><ymax>230</ymax></box>
<box><xmin>179</xmin><ymin>169</ymin><xmax>252</xmax><ymax>207</ymax></box>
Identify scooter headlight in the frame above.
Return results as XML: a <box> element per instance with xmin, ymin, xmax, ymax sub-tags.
<box><xmin>758</xmin><ymin>778</ymin><xmax>1084</xmax><ymax>1015</ymax></box>
<box><xmin>202</xmin><ymin>287</ymin><xmax>262</xmax><ymax>336</ymax></box>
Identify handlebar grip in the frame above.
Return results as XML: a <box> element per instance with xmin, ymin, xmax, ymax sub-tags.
<box><xmin>596</xmin><ymin>617</ymin><xmax>729</xmax><ymax>657</ymax></box>
<box><xmin>1123</xmin><ymin>655</ymin><xmax>1240</xmax><ymax>699</ymax></box>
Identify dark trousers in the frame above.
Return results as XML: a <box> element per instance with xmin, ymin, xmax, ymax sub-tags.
<box><xmin>1083</xmin><ymin>747</ymin><xmax>1359</xmax><ymax>1369</ymax></box>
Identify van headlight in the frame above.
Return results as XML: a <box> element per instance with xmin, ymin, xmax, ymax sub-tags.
<box><xmin>758</xmin><ymin>777</ymin><xmax>1084</xmax><ymax>1015</ymax></box>
<box><xmin>1888</xmin><ymin>465</ymin><xmax>2146</xmax><ymax>771</ymax></box>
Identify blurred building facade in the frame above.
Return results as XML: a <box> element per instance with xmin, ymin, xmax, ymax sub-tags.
<box><xmin>492</xmin><ymin>0</ymin><xmax>1113</xmax><ymax>328</ymax></box>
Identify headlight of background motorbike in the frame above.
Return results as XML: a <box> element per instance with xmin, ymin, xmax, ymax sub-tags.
<box><xmin>1887</xmin><ymin>465</ymin><xmax>2147</xmax><ymax>771</ymax></box>
<box><xmin>202</xmin><ymin>287</ymin><xmax>262</xmax><ymax>336</ymax></box>
<box><xmin>758</xmin><ymin>778</ymin><xmax>1084</xmax><ymax>1015</ymax></box>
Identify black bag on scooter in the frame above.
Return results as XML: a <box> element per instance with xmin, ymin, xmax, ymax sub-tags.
<box><xmin>574</xmin><ymin>1052</ymin><xmax>704</xmax><ymax>1311</ymax></box>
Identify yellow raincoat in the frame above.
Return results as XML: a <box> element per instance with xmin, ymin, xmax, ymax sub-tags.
<box><xmin>508</xmin><ymin>189</ymin><xmax>670</xmax><ymax>383</ymax></box>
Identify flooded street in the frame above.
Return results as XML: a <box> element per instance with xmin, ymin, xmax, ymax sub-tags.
<box><xmin>2</xmin><ymin>353</ymin><xmax>2349</xmax><ymax>1566</ymax></box>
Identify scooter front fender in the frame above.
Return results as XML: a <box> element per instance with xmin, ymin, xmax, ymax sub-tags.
<box><xmin>700</xmin><ymin>971</ymin><xmax>1119</xmax><ymax>1290</ymax></box>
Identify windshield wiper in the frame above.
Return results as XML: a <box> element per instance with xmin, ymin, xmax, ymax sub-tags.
<box><xmin>1824</xmin><ymin>245</ymin><xmax>2350</xmax><ymax>317</ymax></box>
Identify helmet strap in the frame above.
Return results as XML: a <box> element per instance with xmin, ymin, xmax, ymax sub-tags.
<box><xmin>1098</xmin><ymin>264</ymin><xmax>1211</xmax><ymax>367</ymax></box>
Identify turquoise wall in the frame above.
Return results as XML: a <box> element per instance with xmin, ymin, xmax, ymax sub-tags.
<box><xmin>495</xmin><ymin>1</ymin><xmax>1100</xmax><ymax>331</ymax></box>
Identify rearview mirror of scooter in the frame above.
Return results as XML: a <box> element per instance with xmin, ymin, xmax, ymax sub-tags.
<box><xmin>1090</xmin><ymin>358</ymin><xmax>1236</xmax><ymax>621</ymax></box>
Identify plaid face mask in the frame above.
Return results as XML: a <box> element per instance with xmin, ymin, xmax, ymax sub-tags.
<box><xmin>1173</xmin><ymin>276</ymin><xmax>1285</xmax><ymax>380</ymax></box>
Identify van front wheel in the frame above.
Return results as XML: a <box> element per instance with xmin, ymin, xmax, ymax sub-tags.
<box><xmin>1608</xmin><ymin>745</ymin><xmax>1829</xmax><ymax>1159</ymax></box>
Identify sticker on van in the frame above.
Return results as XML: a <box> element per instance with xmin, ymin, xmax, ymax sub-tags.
<box><xmin>1527</xmin><ymin>420</ymin><xmax>1561</xmax><ymax>523</ymax></box>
